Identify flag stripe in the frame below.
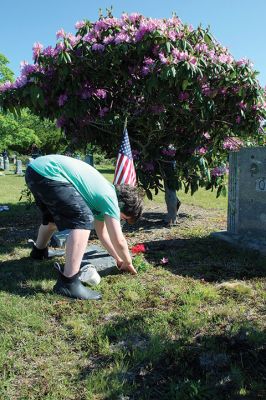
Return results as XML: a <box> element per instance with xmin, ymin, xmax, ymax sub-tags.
<box><xmin>114</xmin><ymin>155</ymin><xmax>127</xmax><ymax>185</ymax></box>
<box><xmin>118</xmin><ymin>158</ymin><xmax>130</xmax><ymax>185</ymax></box>
<box><xmin>114</xmin><ymin>128</ymin><xmax>136</xmax><ymax>186</ymax></box>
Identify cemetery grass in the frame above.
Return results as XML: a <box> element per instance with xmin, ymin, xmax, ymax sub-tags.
<box><xmin>0</xmin><ymin>169</ymin><xmax>265</xmax><ymax>400</ymax></box>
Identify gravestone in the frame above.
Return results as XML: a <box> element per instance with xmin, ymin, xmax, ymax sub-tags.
<box><xmin>48</xmin><ymin>244</ymin><xmax>118</xmax><ymax>276</ymax></box>
<box><xmin>3</xmin><ymin>157</ymin><xmax>9</xmax><ymax>171</ymax></box>
<box><xmin>26</xmin><ymin>157</ymin><xmax>34</xmax><ymax>167</ymax></box>
<box><xmin>11</xmin><ymin>154</ymin><xmax>17</xmax><ymax>164</ymax></box>
<box><xmin>213</xmin><ymin>147</ymin><xmax>266</xmax><ymax>254</ymax></box>
<box><xmin>51</xmin><ymin>229</ymin><xmax>71</xmax><ymax>248</ymax></box>
<box><xmin>15</xmin><ymin>159</ymin><xmax>23</xmax><ymax>175</ymax></box>
<box><xmin>81</xmin><ymin>245</ymin><xmax>118</xmax><ymax>276</ymax></box>
<box><xmin>85</xmin><ymin>154</ymin><xmax>94</xmax><ymax>167</ymax></box>
<box><xmin>0</xmin><ymin>157</ymin><xmax>4</xmax><ymax>170</ymax></box>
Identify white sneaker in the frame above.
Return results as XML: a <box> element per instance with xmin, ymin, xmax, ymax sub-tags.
<box><xmin>79</xmin><ymin>264</ymin><xmax>101</xmax><ymax>286</ymax></box>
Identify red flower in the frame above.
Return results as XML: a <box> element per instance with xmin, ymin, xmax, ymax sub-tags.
<box><xmin>131</xmin><ymin>243</ymin><xmax>146</xmax><ymax>254</ymax></box>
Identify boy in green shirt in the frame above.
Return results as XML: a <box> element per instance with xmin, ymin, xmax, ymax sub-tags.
<box><xmin>25</xmin><ymin>155</ymin><xmax>143</xmax><ymax>300</ymax></box>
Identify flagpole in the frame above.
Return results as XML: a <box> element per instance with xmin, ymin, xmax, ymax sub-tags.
<box><xmin>123</xmin><ymin>116</ymin><xmax>128</xmax><ymax>132</ymax></box>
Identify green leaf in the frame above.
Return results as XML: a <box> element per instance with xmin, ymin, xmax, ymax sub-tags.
<box><xmin>65</xmin><ymin>52</ymin><xmax>72</xmax><ymax>63</ymax></box>
<box><xmin>182</xmin><ymin>80</ymin><xmax>189</xmax><ymax>90</ymax></box>
<box><xmin>216</xmin><ymin>185</ymin><xmax>223</xmax><ymax>198</ymax></box>
<box><xmin>204</xmin><ymin>33</ymin><xmax>213</xmax><ymax>46</ymax></box>
<box><xmin>146</xmin><ymin>188</ymin><xmax>153</xmax><ymax>200</ymax></box>
<box><xmin>171</xmin><ymin>66</ymin><xmax>176</xmax><ymax>78</ymax></box>
<box><xmin>166</xmin><ymin>41</ymin><xmax>171</xmax><ymax>53</ymax></box>
<box><xmin>191</xmin><ymin>180</ymin><xmax>199</xmax><ymax>195</ymax></box>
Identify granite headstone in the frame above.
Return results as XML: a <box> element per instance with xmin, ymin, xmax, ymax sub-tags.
<box><xmin>85</xmin><ymin>154</ymin><xmax>94</xmax><ymax>167</ymax></box>
<box><xmin>3</xmin><ymin>157</ymin><xmax>9</xmax><ymax>171</ymax></box>
<box><xmin>213</xmin><ymin>147</ymin><xmax>266</xmax><ymax>254</ymax></box>
<box><xmin>15</xmin><ymin>159</ymin><xmax>23</xmax><ymax>175</ymax></box>
<box><xmin>48</xmin><ymin>244</ymin><xmax>118</xmax><ymax>276</ymax></box>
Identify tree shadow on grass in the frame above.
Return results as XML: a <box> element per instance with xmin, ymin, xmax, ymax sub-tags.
<box><xmin>0</xmin><ymin>257</ymin><xmax>56</xmax><ymax>296</ymax></box>
<box><xmin>0</xmin><ymin>201</ymin><xmax>39</xmax><ymax>227</ymax></box>
<box><xmin>78</xmin><ymin>313</ymin><xmax>266</xmax><ymax>400</ymax></box>
<box><xmin>144</xmin><ymin>236</ymin><xmax>266</xmax><ymax>281</ymax></box>
<box><xmin>123</xmin><ymin>211</ymin><xmax>190</xmax><ymax>233</ymax></box>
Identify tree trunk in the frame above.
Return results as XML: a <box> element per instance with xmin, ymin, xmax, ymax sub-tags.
<box><xmin>163</xmin><ymin>181</ymin><xmax>181</xmax><ymax>225</ymax></box>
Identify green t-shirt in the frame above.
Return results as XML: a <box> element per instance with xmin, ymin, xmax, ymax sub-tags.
<box><xmin>29</xmin><ymin>155</ymin><xmax>120</xmax><ymax>221</ymax></box>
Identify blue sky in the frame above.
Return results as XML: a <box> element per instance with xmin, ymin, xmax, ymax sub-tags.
<box><xmin>0</xmin><ymin>0</ymin><xmax>265</xmax><ymax>86</ymax></box>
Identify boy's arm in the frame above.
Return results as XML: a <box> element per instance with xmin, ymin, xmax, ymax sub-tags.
<box><xmin>94</xmin><ymin>219</ymin><xmax>122</xmax><ymax>262</ymax></box>
<box><xmin>103</xmin><ymin>215</ymin><xmax>137</xmax><ymax>275</ymax></box>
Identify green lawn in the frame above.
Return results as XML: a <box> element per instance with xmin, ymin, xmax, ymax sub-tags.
<box><xmin>0</xmin><ymin>167</ymin><xmax>265</xmax><ymax>400</ymax></box>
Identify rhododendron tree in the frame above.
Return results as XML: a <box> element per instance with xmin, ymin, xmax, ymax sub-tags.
<box><xmin>1</xmin><ymin>11</ymin><xmax>265</xmax><ymax>222</ymax></box>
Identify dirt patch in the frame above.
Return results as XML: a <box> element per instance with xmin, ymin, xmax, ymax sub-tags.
<box><xmin>123</xmin><ymin>203</ymin><xmax>226</xmax><ymax>246</ymax></box>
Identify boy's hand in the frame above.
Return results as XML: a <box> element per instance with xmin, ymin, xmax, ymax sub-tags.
<box><xmin>116</xmin><ymin>260</ymin><xmax>137</xmax><ymax>275</ymax></box>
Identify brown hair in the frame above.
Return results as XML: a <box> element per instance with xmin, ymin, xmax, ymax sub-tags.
<box><xmin>115</xmin><ymin>184</ymin><xmax>144</xmax><ymax>223</ymax></box>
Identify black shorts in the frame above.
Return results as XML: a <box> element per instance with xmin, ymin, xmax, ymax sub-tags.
<box><xmin>25</xmin><ymin>166</ymin><xmax>94</xmax><ymax>231</ymax></box>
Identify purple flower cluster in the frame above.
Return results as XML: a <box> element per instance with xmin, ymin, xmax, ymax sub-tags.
<box><xmin>42</xmin><ymin>46</ymin><xmax>55</xmax><ymax>57</ymax></box>
<box><xmin>132</xmin><ymin>149</ymin><xmax>140</xmax><ymax>160</ymax></box>
<box><xmin>178</xmin><ymin>92</ymin><xmax>189</xmax><ymax>102</ymax></box>
<box><xmin>141</xmin><ymin>57</ymin><xmax>155</xmax><ymax>76</ymax></box>
<box><xmin>171</xmin><ymin>49</ymin><xmax>197</xmax><ymax>65</ymax></box>
<box><xmin>211</xmin><ymin>166</ymin><xmax>229</xmax><ymax>177</ymax></box>
<box><xmin>94</xmin><ymin>89</ymin><xmax>107</xmax><ymax>99</ymax></box>
<box><xmin>114</xmin><ymin>32</ymin><xmax>131</xmax><ymax>44</ymax></box>
<box><xmin>32</xmin><ymin>42</ymin><xmax>43</xmax><ymax>59</ymax></box>
<box><xmin>159</xmin><ymin>52</ymin><xmax>168</xmax><ymax>64</ymax></box>
<box><xmin>236</xmin><ymin>58</ymin><xmax>249</xmax><ymax>67</ymax></box>
<box><xmin>135</xmin><ymin>19</ymin><xmax>159</xmax><ymax>42</ymax></box>
<box><xmin>20</xmin><ymin>61</ymin><xmax>38</xmax><ymax>76</ymax></box>
<box><xmin>56</xmin><ymin>116</ymin><xmax>66</xmax><ymax>128</ymax></box>
<box><xmin>0</xmin><ymin>81</ymin><xmax>13</xmax><ymax>92</ymax></box>
<box><xmin>223</xmin><ymin>137</ymin><xmax>243</xmax><ymax>151</ymax></box>
<box><xmin>238</xmin><ymin>101</ymin><xmax>247</xmax><ymax>110</ymax></box>
<box><xmin>203</xmin><ymin>132</ymin><xmax>211</xmax><ymax>139</ymax></box>
<box><xmin>58</xmin><ymin>94</ymin><xmax>68</xmax><ymax>107</ymax></box>
<box><xmin>16</xmin><ymin>12</ymin><xmax>246</xmax><ymax>83</ymax></box>
<box><xmin>66</xmin><ymin>33</ymin><xmax>81</xmax><ymax>47</ymax></box>
<box><xmin>143</xmin><ymin>161</ymin><xmax>155</xmax><ymax>172</ymax></box>
<box><xmin>56</xmin><ymin>29</ymin><xmax>66</xmax><ymax>39</ymax></box>
<box><xmin>98</xmin><ymin>107</ymin><xmax>109</xmax><ymax>117</ymax></box>
<box><xmin>92</xmin><ymin>43</ymin><xmax>105</xmax><ymax>52</ymax></box>
<box><xmin>161</xmin><ymin>147</ymin><xmax>176</xmax><ymax>157</ymax></box>
<box><xmin>195</xmin><ymin>43</ymin><xmax>208</xmax><ymax>53</ymax></box>
<box><xmin>196</xmin><ymin>147</ymin><xmax>207</xmax><ymax>155</ymax></box>
<box><xmin>75</xmin><ymin>20</ymin><xmax>86</xmax><ymax>29</ymax></box>
<box><xmin>0</xmin><ymin>75</ymin><xmax>28</xmax><ymax>92</ymax></box>
<box><xmin>201</xmin><ymin>83</ymin><xmax>212</xmax><ymax>97</ymax></box>
<box><xmin>79</xmin><ymin>86</ymin><xmax>92</xmax><ymax>100</ymax></box>
<box><xmin>150</xmin><ymin>105</ymin><xmax>166</xmax><ymax>114</ymax></box>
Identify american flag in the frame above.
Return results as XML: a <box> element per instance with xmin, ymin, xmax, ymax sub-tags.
<box><xmin>113</xmin><ymin>128</ymin><xmax>136</xmax><ymax>186</ymax></box>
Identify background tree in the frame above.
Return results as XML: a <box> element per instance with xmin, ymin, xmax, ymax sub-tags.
<box><xmin>0</xmin><ymin>53</ymin><xmax>66</xmax><ymax>154</ymax></box>
<box><xmin>0</xmin><ymin>53</ymin><xmax>14</xmax><ymax>84</ymax></box>
<box><xmin>0</xmin><ymin>109</ymin><xmax>67</xmax><ymax>154</ymax></box>
<box><xmin>0</xmin><ymin>12</ymin><xmax>265</xmax><ymax>221</ymax></box>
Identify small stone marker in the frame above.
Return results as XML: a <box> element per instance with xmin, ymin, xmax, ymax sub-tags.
<box><xmin>0</xmin><ymin>157</ymin><xmax>4</xmax><ymax>170</ymax></box>
<box><xmin>213</xmin><ymin>147</ymin><xmax>266</xmax><ymax>254</ymax></box>
<box><xmin>15</xmin><ymin>159</ymin><xmax>23</xmax><ymax>175</ymax></box>
<box><xmin>3</xmin><ymin>157</ymin><xmax>9</xmax><ymax>171</ymax></box>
